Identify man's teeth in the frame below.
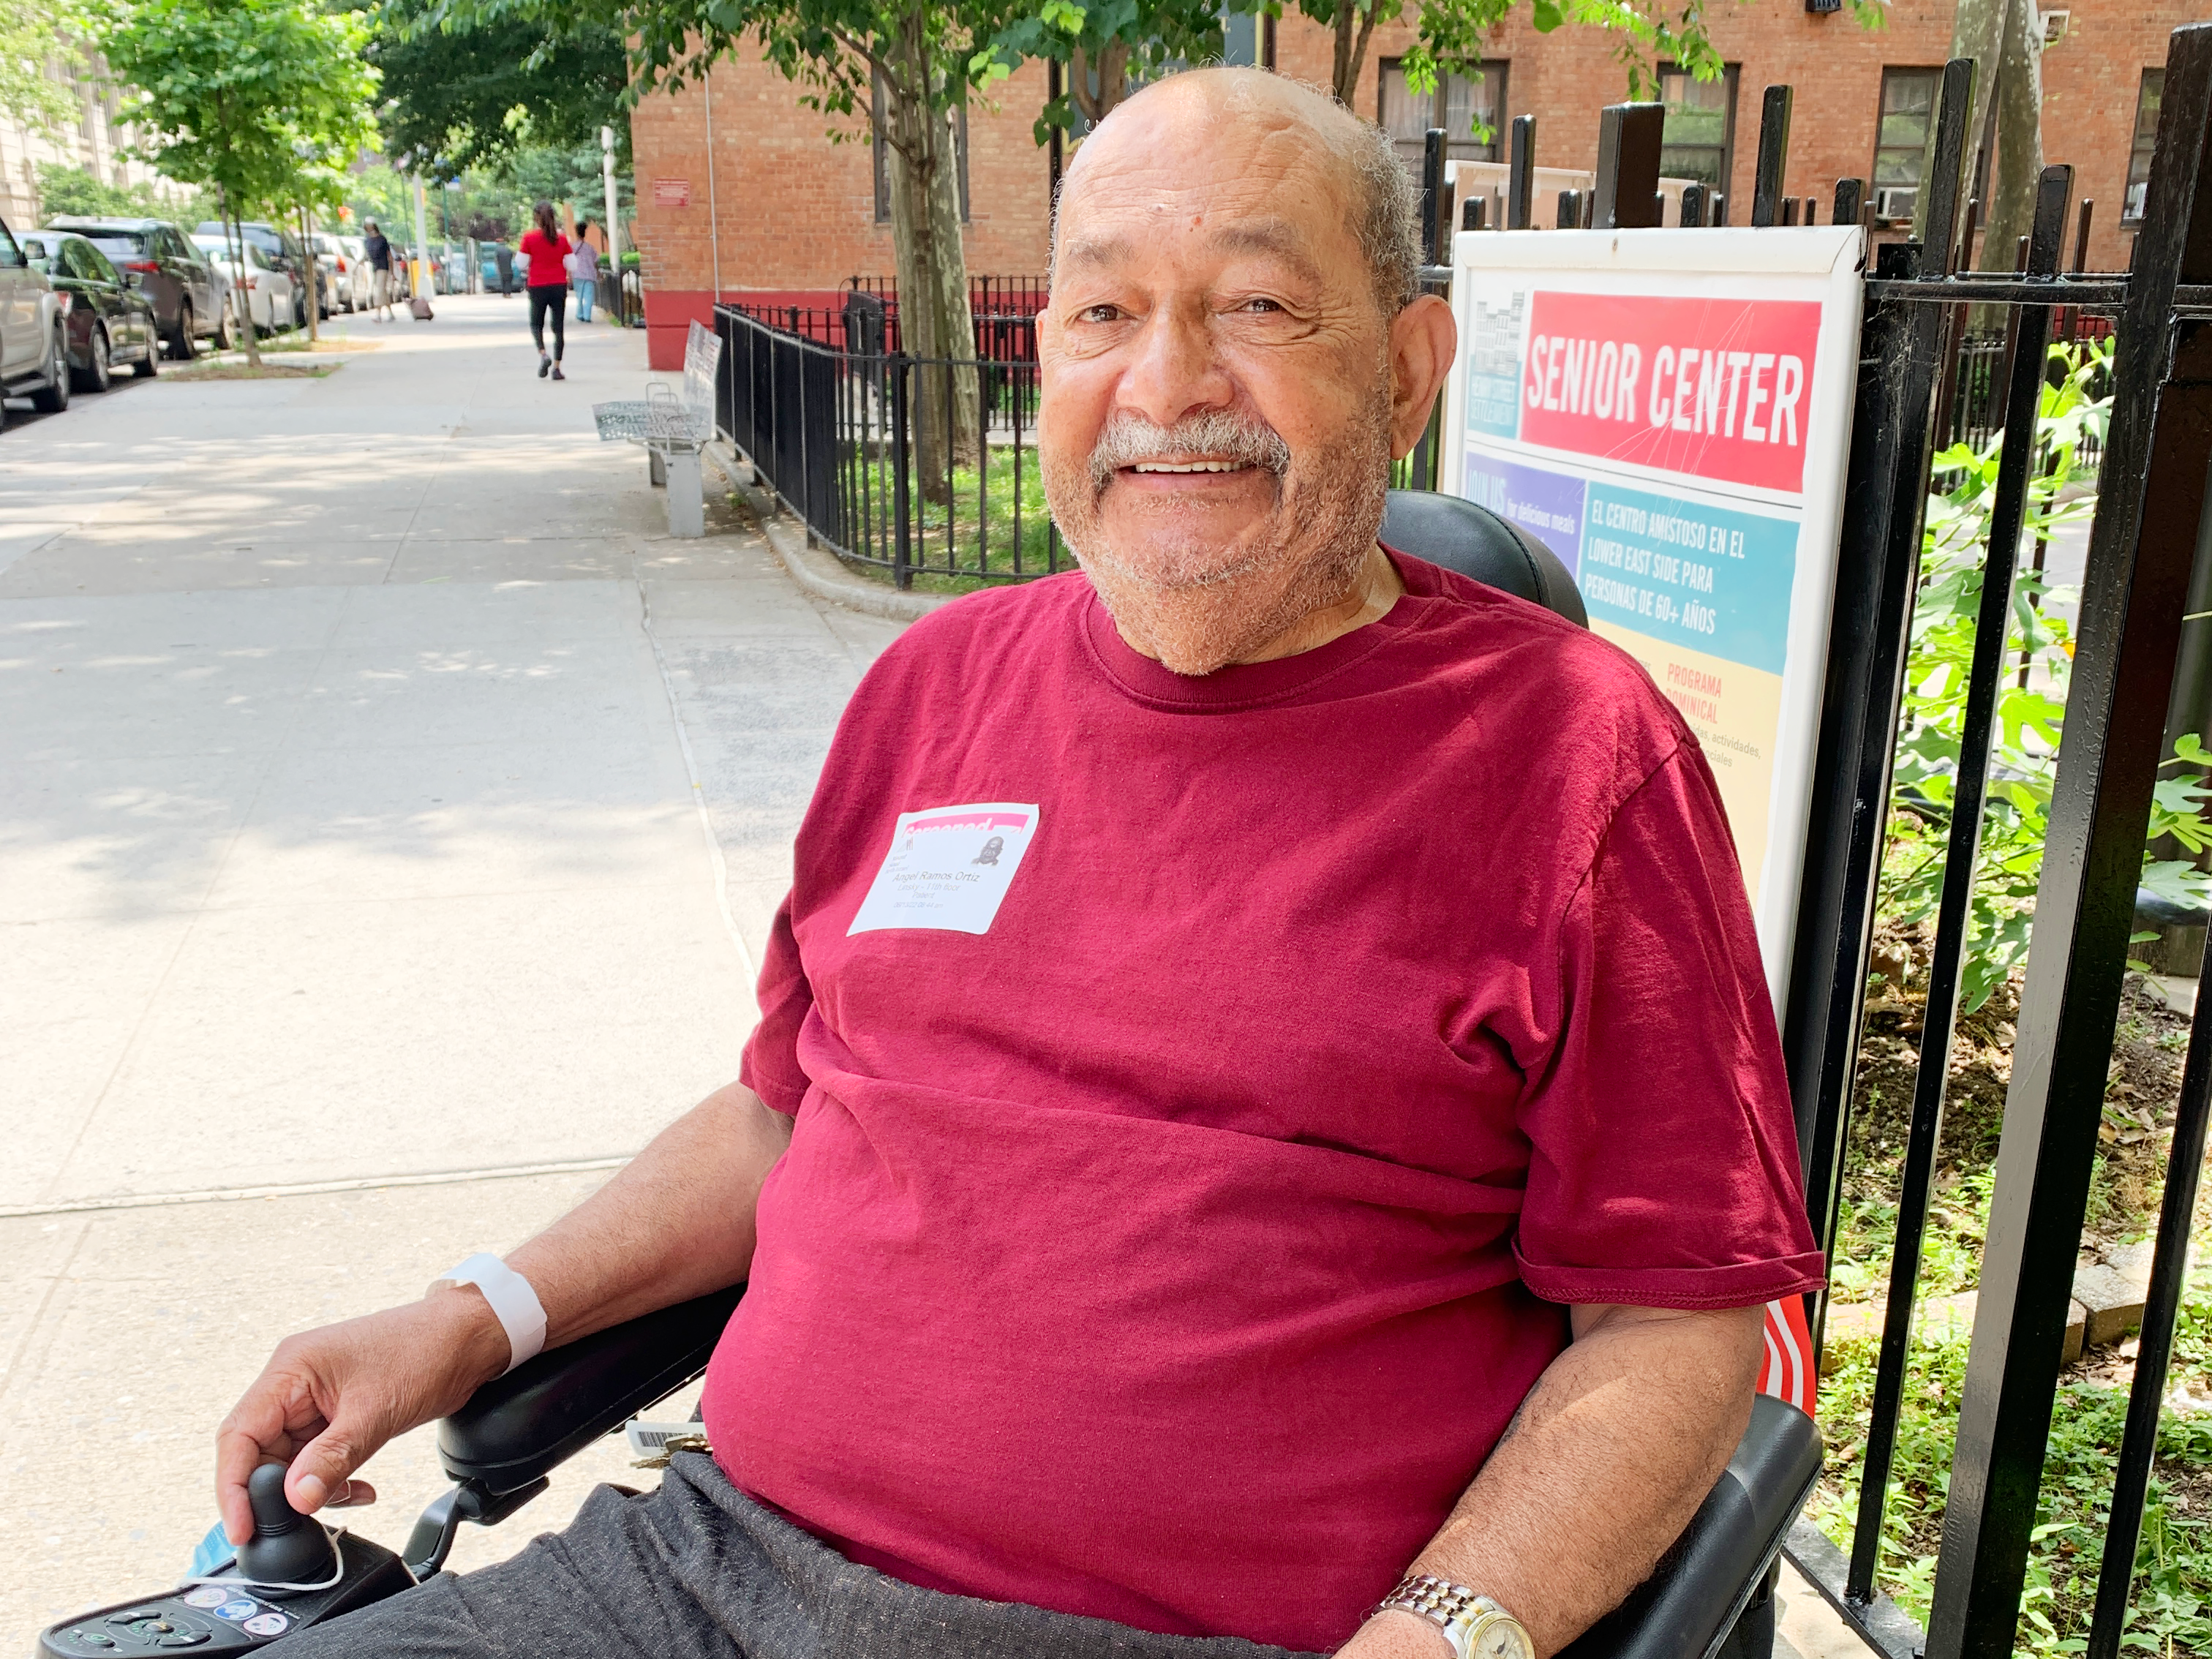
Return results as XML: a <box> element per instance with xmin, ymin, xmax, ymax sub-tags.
<box><xmin>1129</xmin><ymin>460</ymin><xmax>1249</xmax><ymax>473</ymax></box>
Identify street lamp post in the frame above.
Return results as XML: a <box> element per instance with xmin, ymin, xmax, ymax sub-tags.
<box><xmin>601</xmin><ymin>124</ymin><xmax>621</xmax><ymax>325</ymax></box>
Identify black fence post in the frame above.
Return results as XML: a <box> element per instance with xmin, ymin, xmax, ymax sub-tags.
<box><xmin>1782</xmin><ymin>55</ymin><xmax>1974</xmax><ymax>1317</ymax></box>
<box><xmin>1508</xmin><ymin>115</ymin><xmax>1536</xmax><ymax>230</ymax></box>
<box><xmin>1925</xmin><ymin>24</ymin><xmax>2212</xmax><ymax>1658</ymax></box>
<box><xmin>1845</xmin><ymin>161</ymin><xmax>2072</xmax><ymax>1611</ymax></box>
<box><xmin>1592</xmin><ymin>103</ymin><xmax>1665</xmax><ymax>230</ymax></box>
<box><xmin>1421</xmin><ymin>127</ymin><xmax>1447</xmax><ymax>266</ymax></box>
<box><xmin>1833</xmin><ymin>177</ymin><xmax>1866</xmax><ymax>228</ymax></box>
<box><xmin>1681</xmin><ymin>182</ymin><xmax>1707</xmax><ymax>227</ymax></box>
<box><xmin>1752</xmin><ymin>86</ymin><xmax>1794</xmax><ymax>227</ymax></box>
<box><xmin>889</xmin><ymin>351</ymin><xmax>912</xmax><ymax>590</ymax></box>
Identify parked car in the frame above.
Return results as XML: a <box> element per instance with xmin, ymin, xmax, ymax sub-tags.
<box><xmin>0</xmin><ymin>216</ymin><xmax>75</xmax><ymax>421</ymax></box>
<box><xmin>334</xmin><ymin>235</ymin><xmax>369</xmax><ymax>310</ymax></box>
<box><xmin>47</xmin><ymin>217</ymin><xmax>219</xmax><ymax>359</ymax></box>
<box><xmin>195</xmin><ymin>220</ymin><xmax>319</xmax><ymax>326</ymax></box>
<box><xmin>192</xmin><ymin>236</ymin><xmax>295</xmax><ymax>334</ymax></box>
<box><xmin>23</xmin><ymin>230</ymin><xmax>159</xmax><ymax>391</ymax></box>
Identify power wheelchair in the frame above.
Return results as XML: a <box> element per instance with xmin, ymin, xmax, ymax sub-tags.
<box><xmin>40</xmin><ymin>492</ymin><xmax>1821</xmax><ymax>1659</ymax></box>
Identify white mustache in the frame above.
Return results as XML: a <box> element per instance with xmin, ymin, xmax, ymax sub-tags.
<box><xmin>1087</xmin><ymin>410</ymin><xmax>1293</xmax><ymax>493</ymax></box>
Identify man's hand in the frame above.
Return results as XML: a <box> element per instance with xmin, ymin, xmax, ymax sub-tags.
<box><xmin>1335</xmin><ymin>1610</ymin><xmax>1455</xmax><ymax>1658</ymax></box>
<box><xmin>215</xmin><ymin>1287</ymin><xmax>509</xmax><ymax>1544</ymax></box>
<box><xmin>212</xmin><ymin>1080</ymin><xmax>790</xmax><ymax>1546</ymax></box>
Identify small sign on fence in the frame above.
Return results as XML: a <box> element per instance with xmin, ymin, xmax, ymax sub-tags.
<box><xmin>652</xmin><ymin>177</ymin><xmax>693</xmax><ymax>208</ymax></box>
<box><xmin>1441</xmin><ymin>227</ymin><xmax>1865</xmax><ymax>1001</ymax></box>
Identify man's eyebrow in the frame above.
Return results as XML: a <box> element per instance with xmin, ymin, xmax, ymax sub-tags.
<box><xmin>1057</xmin><ymin>234</ymin><xmax>1132</xmax><ymax>274</ymax></box>
<box><xmin>1206</xmin><ymin>219</ymin><xmax>1325</xmax><ymax>284</ymax></box>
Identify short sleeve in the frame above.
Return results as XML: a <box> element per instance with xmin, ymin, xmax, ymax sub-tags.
<box><xmin>1514</xmin><ymin>744</ymin><xmax>1825</xmax><ymax>1310</ymax></box>
<box><xmin>740</xmin><ymin>892</ymin><xmax>815</xmax><ymax>1118</ymax></box>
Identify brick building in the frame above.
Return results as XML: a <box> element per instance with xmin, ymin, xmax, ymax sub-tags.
<box><xmin>627</xmin><ymin>0</ymin><xmax>2182</xmax><ymax>366</ymax></box>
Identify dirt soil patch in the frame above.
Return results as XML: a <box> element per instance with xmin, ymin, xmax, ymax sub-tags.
<box><xmin>166</xmin><ymin>362</ymin><xmax>339</xmax><ymax>381</ymax></box>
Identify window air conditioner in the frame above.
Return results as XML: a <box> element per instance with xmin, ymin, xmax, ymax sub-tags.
<box><xmin>1874</xmin><ymin>186</ymin><xmax>1918</xmax><ymax>224</ymax></box>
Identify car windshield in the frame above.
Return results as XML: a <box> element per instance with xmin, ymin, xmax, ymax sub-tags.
<box><xmin>86</xmin><ymin>233</ymin><xmax>149</xmax><ymax>256</ymax></box>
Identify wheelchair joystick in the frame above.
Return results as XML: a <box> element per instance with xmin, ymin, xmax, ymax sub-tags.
<box><xmin>238</xmin><ymin>1465</ymin><xmax>336</xmax><ymax>1589</ymax></box>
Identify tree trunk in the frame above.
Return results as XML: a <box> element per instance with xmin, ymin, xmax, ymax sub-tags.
<box><xmin>882</xmin><ymin>7</ymin><xmax>979</xmax><ymax>501</ymax></box>
<box><xmin>300</xmin><ymin>204</ymin><xmax>319</xmax><ymax>343</ymax></box>
<box><xmin>1331</xmin><ymin>0</ymin><xmax>1379</xmax><ymax>104</ymax></box>
<box><xmin>223</xmin><ymin>191</ymin><xmax>260</xmax><ymax>369</ymax></box>
<box><xmin>1924</xmin><ymin>0</ymin><xmax>2044</xmax><ymax>271</ymax></box>
<box><xmin>1980</xmin><ymin>0</ymin><xmax>2047</xmax><ymax>279</ymax></box>
<box><xmin>1069</xmin><ymin>38</ymin><xmax>1132</xmax><ymax>127</ymax></box>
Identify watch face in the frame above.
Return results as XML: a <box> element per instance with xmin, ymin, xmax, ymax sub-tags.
<box><xmin>1472</xmin><ymin>1614</ymin><xmax>1535</xmax><ymax>1659</ymax></box>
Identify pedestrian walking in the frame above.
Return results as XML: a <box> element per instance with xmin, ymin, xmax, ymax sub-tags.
<box><xmin>362</xmin><ymin>219</ymin><xmax>395</xmax><ymax>323</ymax></box>
<box><xmin>571</xmin><ymin>220</ymin><xmax>601</xmax><ymax>324</ymax></box>
<box><xmin>518</xmin><ymin>201</ymin><xmax>571</xmax><ymax>380</ymax></box>
<box><xmin>493</xmin><ymin>242</ymin><xmax>514</xmax><ymax>296</ymax></box>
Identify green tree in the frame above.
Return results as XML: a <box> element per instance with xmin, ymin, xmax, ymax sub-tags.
<box><xmin>371</xmin><ymin>0</ymin><xmax>630</xmax><ymax>175</ymax></box>
<box><xmin>0</xmin><ymin>0</ymin><xmax>86</xmax><ymax>133</ymax></box>
<box><xmin>94</xmin><ymin>0</ymin><xmax>377</xmax><ymax>364</ymax></box>
<box><xmin>36</xmin><ymin>160</ymin><xmax>204</xmax><ymax>221</ymax></box>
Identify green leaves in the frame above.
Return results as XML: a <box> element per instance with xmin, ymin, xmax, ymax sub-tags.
<box><xmin>1877</xmin><ymin>339</ymin><xmax>2212</xmax><ymax>1014</ymax></box>
<box><xmin>92</xmin><ymin>0</ymin><xmax>377</xmax><ymax>217</ymax></box>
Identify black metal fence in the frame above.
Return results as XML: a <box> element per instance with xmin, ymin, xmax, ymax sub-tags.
<box><xmin>715</xmin><ymin>302</ymin><xmax>1069</xmax><ymax>587</ymax></box>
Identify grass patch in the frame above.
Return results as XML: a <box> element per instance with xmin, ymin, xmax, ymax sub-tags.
<box><xmin>166</xmin><ymin>361</ymin><xmax>339</xmax><ymax>380</ymax></box>
<box><xmin>257</xmin><ymin>335</ymin><xmax>382</xmax><ymax>353</ymax></box>
<box><xmin>830</xmin><ymin>441</ymin><xmax>1072</xmax><ymax>595</ymax></box>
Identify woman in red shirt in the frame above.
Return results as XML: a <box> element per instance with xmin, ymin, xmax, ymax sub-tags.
<box><xmin>516</xmin><ymin>201</ymin><xmax>573</xmax><ymax>381</ymax></box>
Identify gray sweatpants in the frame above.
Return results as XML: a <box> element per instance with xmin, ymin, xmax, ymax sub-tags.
<box><xmin>281</xmin><ymin>1455</ymin><xmax>1323</xmax><ymax>1659</ymax></box>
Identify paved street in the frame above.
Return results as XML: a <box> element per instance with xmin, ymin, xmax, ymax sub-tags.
<box><xmin>0</xmin><ymin>294</ymin><xmax>903</xmax><ymax>1646</ymax></box>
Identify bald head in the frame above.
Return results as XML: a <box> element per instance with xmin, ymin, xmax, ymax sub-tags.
<box><xmin>1053</xmin><ymin>67</ymin><xmax>1420</xmax><ymax>317</ymax></box>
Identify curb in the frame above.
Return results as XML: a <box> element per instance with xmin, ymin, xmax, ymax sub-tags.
<box><xmin>706</xmin><ymin>441</ymin><xmax>951</xmax><ymax>623</ymax></box>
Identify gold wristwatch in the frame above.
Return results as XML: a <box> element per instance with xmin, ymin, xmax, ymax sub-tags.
<box><xmin>1374</xmin><ymin>1575</ymin><xmax>1535</xmax><ymax>1659</ymax></box>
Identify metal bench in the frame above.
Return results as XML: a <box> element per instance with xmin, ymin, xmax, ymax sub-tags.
<box><xmin>593</xmin><ymin>318</ymin><xmax>720</xmax><ymax>537</ymax></box>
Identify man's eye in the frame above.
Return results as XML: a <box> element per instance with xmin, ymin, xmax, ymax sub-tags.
<box><xmin>1240</xmin><ymin>297</ymin><xmax>1283</xmax><ymax>313</ymax></box>
<box><xmin>1079</xmin><ymin>303</ymin><xmax>1123</xmax><ymax>323</ymax></box>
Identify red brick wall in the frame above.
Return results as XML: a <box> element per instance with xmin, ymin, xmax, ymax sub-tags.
<box><xmin>628</xmin><ymin>0</ymin><xmax>2192</xmax><ymax>347</ymax></box>
<box><xmin>630</xmin><ymin>42</ymin><xmax>1056</xmax><ymax>361</ymax></box>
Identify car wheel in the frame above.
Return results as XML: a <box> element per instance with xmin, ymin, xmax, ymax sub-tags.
<box><xmin>31</xmin><ymin>324</ymin><xmax>69</xmax><ymax>413</ymax></box>
<box><xmin>132</xmin><ymin>323</ymin><xmax>157</xmax><ymax>378</ymax></box>
<box><xmin>170</xmin><ymin>301</ymin><xmax>195</xmax><ymax>361</ymax></box>
<box><xmin>213</xmin><ymin>304</ymin><xmax>235</xmax><ymax>351</ymax></box>
<box><xmin>70</xmin><ymin>325</ymin><xmax>110</xmax><ymax>394</ymax></box>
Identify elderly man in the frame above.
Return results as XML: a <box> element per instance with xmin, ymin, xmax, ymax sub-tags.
<box><xmin>222</xmin><ymin>68</ymin><xmax>1819</xmax><ymax>1659</ymax></box>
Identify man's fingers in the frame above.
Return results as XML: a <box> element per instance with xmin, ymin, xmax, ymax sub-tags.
<box><xmin>285</xmin><ymin>1422</ymin><xmax>367</xmax><ymax>1516</ymax></box>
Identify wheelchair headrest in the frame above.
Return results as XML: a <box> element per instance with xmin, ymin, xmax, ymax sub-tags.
<box><xmin>1380</xmin><ymin>489</ymin><xmax>1589</xmax><ymax>628</ymax></box>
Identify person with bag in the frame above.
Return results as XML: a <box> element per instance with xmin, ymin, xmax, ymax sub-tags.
<box><xmin>516</xmin><ymin>201</ymin><xmax>572</xmax><ymax>380</ymax></box>
<box><xmin>571</xmin><ymin>220</ymin><xmax>601</xmax><ymax>324</ymax></box>
<box><xmin>361</xmin><ymin>220</ymin><xmax>395</xmax><ymax>323</ymax></box>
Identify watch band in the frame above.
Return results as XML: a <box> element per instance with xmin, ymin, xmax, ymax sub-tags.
<box><xmin>1374</xmin><ymin>1574</ymin><xmax>1533</xmax><ymax>1659</ymax></box>
<box><xmin>436</xmin><ymin>1252</ymin><xmax>548</xmax><ymax>1374</ymax></box>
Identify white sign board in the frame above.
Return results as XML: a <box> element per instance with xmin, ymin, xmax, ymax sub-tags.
<box><xmin>1441</xmin><ymin>227</ymin><xmax>1865</xmax><ymax>1003</ymax></box>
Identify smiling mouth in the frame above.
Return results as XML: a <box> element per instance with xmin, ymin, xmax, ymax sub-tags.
<box><xmin>1127</xmin><ymin>459</ymin><xmax>1254</xmax><ymax>474</ymax></box>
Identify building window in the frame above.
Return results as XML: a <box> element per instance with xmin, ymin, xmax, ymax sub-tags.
<box><xmin>1378</xmin><ymin>59</ymin><xmax>1508</xmax><ymax>174</ymax></box>
<box><xmin>873</xmin><ymin>85</ymin><xmax>969</xmax><ymax>225</ymax></box>
<box><xmin>1871</xmin><ymin>67</ymin><xmax>1942</xmax><ymax>225</ymax></box>
<box><xmin>1657</xmin><ymin>64</ymin><xmax>1738</xmax><ymax>195</ymax></box>
<box><xmin>2126</xmin><ymin>68</ymin><xmax>2164</xmax><ymax>224</ymax></box>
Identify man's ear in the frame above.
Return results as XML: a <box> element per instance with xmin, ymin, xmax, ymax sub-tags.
<box><xmin>1386</xmin><ymin>293</ymin><xmax>1459</xmax><ymax>460</ymax></box>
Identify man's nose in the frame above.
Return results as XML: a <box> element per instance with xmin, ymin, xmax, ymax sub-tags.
<box><xmin>1113</xmin><ymin>304</ymin><xmax>1234</xmax><ymax>429</ymax></box>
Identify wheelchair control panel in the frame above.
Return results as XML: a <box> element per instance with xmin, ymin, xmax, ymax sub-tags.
<box><xmin>39</xmin><ymin>1466</ymin><xmax>415</xmax><ymax>1655</ymax></box>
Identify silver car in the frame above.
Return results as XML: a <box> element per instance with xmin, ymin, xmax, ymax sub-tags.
<box><xmin>0</xmin><ymin>215</ymin><xmax>74</xmax><ymax>424</ymax></box>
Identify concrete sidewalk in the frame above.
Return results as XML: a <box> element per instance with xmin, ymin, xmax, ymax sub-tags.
<box><xmin>0</xmin><ymin>295</ymin><xmax>900</xmax><ymax>1646</ymax></box>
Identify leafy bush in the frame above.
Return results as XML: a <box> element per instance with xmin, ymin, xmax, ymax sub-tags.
<box><xmin>36</xmin><ymin>163</ymin><xmax>200</xmax><ymax>225</ymax></box>
<box><xmin>1878</xmin><ymin>340</ymin><xmax>2212</xmax><ymax>1011</ymax></box>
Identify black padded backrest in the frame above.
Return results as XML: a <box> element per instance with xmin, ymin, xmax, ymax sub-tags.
<box><xmin>1380</xmin><ymin>489</ymin><xmax>1589</xmax><ymax>628</ymax></box>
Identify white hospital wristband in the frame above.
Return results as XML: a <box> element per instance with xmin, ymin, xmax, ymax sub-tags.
<box><xmin>436</xmin><ymin>1253</ymin><xmax>549</xmax><ymax>1375</ymax></box>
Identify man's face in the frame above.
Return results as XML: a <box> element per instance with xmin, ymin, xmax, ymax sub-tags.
<box><xmin>1037</xmin><ymin>83</ymin><xmax>1405</xmax><ymax>674</ymax></box>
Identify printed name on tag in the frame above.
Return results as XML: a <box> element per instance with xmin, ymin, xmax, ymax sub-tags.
<box><xmin>848</xmin><ymin>802</ymin><xmax>1041</xmax><ymax>936</ymax></box>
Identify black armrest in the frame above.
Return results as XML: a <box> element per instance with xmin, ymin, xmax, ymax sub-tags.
<box><xmin>1379</xmin><ymin>489</ymin><xmax>1590</xmax><ymax>627</ymax></box>
<box><xmin>1559</xmin><ymin>1395</ymin><xmax>1823</xmax><ymax>1659</ymax></box>
<box><xmin>437</xmin><ymin>1284</ymin><xmax>746</xmax><ymax>1496</ymax></box>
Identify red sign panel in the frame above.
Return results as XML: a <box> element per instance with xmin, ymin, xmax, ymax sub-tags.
<box><xmin>652</xmin><ymin>177</ymin><xmax>692</xmax><ymax>208</ymax></box>
<box><xmin>1517</xmin><ymin>292</ymin><xmax>1822</xmax><ymax>494</ymax></box>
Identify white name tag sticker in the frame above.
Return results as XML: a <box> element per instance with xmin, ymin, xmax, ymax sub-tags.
<box><xmin>848</xmin><ymin>802</ymin><xmax>1041</xmax><ymax>936</ymax></box>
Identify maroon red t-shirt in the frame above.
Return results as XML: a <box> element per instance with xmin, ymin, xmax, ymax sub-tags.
<box><xmin>700</xmin><ymin>554</ymin><xmax>1823</xmax><ymax>1652</ymax></box>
